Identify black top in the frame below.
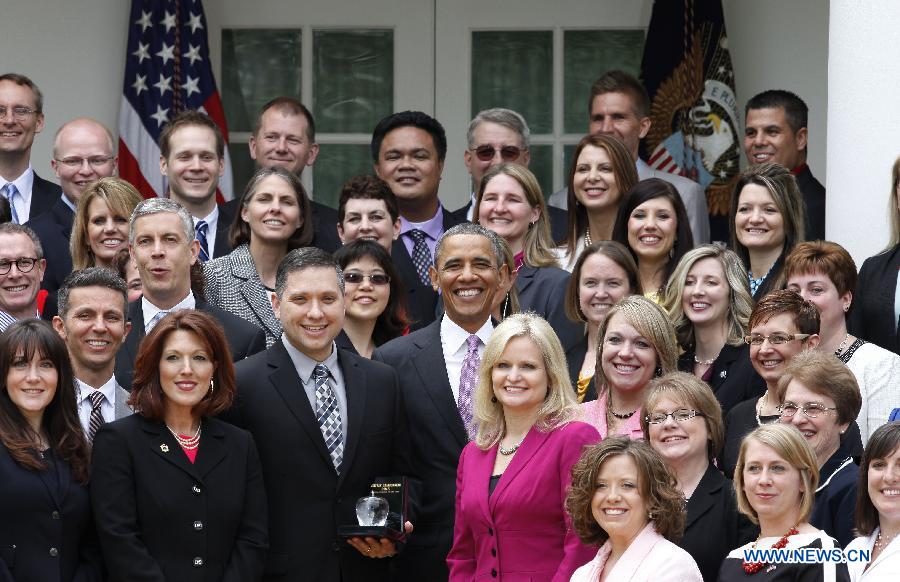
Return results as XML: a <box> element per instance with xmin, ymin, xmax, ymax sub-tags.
<box><xmin>718</xmin><ymin>531</ymin><xmax>850</xmax><ymax>582</ymax></box>
<box><xmin>810</xmin><ymin>452</ymin><xmax>858</xmax><ymax>548</ymax></box>
<box><xmin>677</xmin><ymin>343</ymin><xmax>766</xmax><ymax>417</ymax></box>
<box><xmin>488</xmin><ymin>474</ymin><xmax>501</xmax><ymax>497</ymax></box>
<box><xmin>848</xmin><ymin>244</ymin><xmax>900</xmax><ymax>356</ymax></box>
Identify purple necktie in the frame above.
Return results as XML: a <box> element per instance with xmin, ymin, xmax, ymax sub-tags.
<box><xmin>458</xmin><ymin>335</ymin><xmax>481</xmax><ymax>440</ymax></box>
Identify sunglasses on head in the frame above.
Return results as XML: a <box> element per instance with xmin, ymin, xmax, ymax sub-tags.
<box><xmin>471</xmin><ymin>145</ymin><xmax>523</xmax><ymax>162</ymax></box>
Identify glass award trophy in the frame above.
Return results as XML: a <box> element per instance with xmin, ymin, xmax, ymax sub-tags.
<box><xmin>338</xmin><ymin>476</ymin><xmax>408</xmax><ymax>542</ymax></box>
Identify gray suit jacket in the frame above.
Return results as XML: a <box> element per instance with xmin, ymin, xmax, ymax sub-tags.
<box><xmin>203</xmin><ymin>243</ymin><xmax>280</xmax><ymax>346</ymax></box>
<box><xmin>114</xmin><ymin>385</ymin><xmax>132</xmax><ymax>419</ymax></box>
<box><xmin>547</xmin><ymin>159</ymin><xmax>710</xmax><ymax>244</ymax></box>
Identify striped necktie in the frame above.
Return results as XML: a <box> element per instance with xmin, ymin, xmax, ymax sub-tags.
<box><xmin>195</xmin><ymin>220</ymin><xmax>210</xmax><ymax>262</ymax></box>
<box><xmin>88</xmin><ymin>391</ymin><xmax>106</xmax><ymax>442</ymax></box>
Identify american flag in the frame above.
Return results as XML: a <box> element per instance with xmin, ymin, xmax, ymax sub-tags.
<box><xmin>118</xmin><ymin>0</ymin><xmax>233</xmax><ymax>201</ymax></box>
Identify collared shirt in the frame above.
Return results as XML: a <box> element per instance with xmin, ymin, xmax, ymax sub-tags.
<box><xmin>465</xmin><ymin>192</ymin><xmax>477</xmax><ymax>221</ymax></box>
<box><xmin>193</xmin><ymin>206</ymin><xmax>220</xmax><ymax>258</ymax></box>
<box><xmin>0</xmin><ymin>164</ymin><xmax>35</xmax><ymax>223</ymax></box>
<box><xmin>75</xmin><ymin>376</ymin><xmax>120</xmax><ymax>434</ymax></box>
<box><xmin>141</xmin><ymin>291</ymin><xmax>196</xmax><ymax>332</ymax></box>
<box><xmin>399</xmin><ymin>204</ymin><xmax>444</xmax><ymax>262</ymax></box>
<box><xmin>0</xmin><ymin>309</ymin><xmax>40</xmax><ymax>333</ymax></box>
<box><xmin>60</xmin><ymin>192</ymin><xmax>76</xmax><ymax>213</ymax></box>
<box><xmin>440</xmin><ymin>313</ymin><xmax>494</xmax><ymax>401</ymax></box>
<box><xmin>281</xmin><ymin>335</ymin><xmax>349</xmax><ymax>446</ymax></box>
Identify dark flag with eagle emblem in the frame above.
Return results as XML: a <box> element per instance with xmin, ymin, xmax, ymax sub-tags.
<box><xmin>640</xmin><ymin>0</ymin><xmax>738</xmax><ymax>242</ymax></box>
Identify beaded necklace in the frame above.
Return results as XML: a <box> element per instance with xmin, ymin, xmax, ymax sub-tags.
<box><xmin>742</xmin><ymin>525</ymin><xmax>799</xmax><ymax>574</ymax></box>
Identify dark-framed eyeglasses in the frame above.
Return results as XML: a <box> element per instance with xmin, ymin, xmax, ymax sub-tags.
<box><xmin>0</xmin><ymin>106</ymin><xmax>38</xmax><ymax>120</ymax></box>
<box><xmin>470</xmin><ymin>145</ymin><xmax>524</xmax><ymax>162</ymax></box>
<box><xmin>0</xmin><ymin>257</ymin><xmax>40</xmax><ymax>275</ymax></box>
<box><xmin>743</xmin><ymin>333</ymin><xmax>811</xmax><ymax>346</ymax></box>
<box><xmin>343</xmin><ymin>272</ymin><xmax>390</xmax><ymax>286</ymax></box>
<box><xmin>55</xmin><ymin>156</ymin><xmax>115</xmax><ymax>169</ymax></box>
<box><xmin>777</xmin><ymin>402</ymin><xmax>837</xmax><ymax>419</ymax></box>
<box><xmin>645</xmin><ymin>408</ymin><xmax>703</xmax><ymax>424</ymax></box>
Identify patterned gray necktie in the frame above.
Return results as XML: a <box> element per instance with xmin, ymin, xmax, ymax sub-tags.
<box><xmin>458</xmin><ymin>335</ymin><xmax>481</xmax><ymax>439</ymax></box>
<box><xmin>313</xmin><ymin>364</ymin><xmax>343</xmax><ymax>472</ymax></box>
<box><xmin>407</xmin><ymin>229</ymin><xmax>432</xmax><ymax>286</ymax></box>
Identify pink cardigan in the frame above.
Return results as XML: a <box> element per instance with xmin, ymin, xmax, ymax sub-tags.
<box><xmin>447</xmin><ymin>421</ymin><xmax>601</xmax><ymax>581</ymax></box>
<box><xmin>579</xmin><ymin>391</ymin><xmax>644</xmax><ymax>440</ymax></box>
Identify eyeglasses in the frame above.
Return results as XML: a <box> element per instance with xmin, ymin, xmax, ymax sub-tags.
<box><xmin>0</xmin><ymin>257</ymin><xmax>40</xmax><ymax>275</ymax></box>
<box><xmin>743</xmin><ymin>333</ymin><xmax>811</xmax><ymax>346</ymax></box>
<box><xmin>55</xmin><ymin>156</ymin><xmax>115</xmax><ymax>168</ymax></box>
<box><xmin>344</xmin><ymin>272</ymin><xmax>390</xmax><ymax>286</ymax></box>
<box><xmin>645</xmin><ymin>408</ymin><xmax>704</xmax><ymax>424</ymax></box>
<box><xmin>0</xmin><ymin>106</ymin><xmax>38</xmax><ymax>120</ymax></box>
<box><xmin>777</xmin><ymin>402</ymin><xmax>837</xmax><ymax>419</ymax></box>
<box><xmin>470</xmin><ymin>145</ymin><xmax>524</xmax><ymax>162</ymax></box>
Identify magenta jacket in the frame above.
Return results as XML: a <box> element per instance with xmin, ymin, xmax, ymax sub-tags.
<box><xmin>447</xmin><ymin>421</ymin><xmax>600</xmax><ymax>581</ymax></box>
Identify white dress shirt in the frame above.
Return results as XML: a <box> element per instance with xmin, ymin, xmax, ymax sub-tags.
<box><xmin>440</xmin><ymin>314</ymin><xmax>494</xmax><ymax>401</ymax></box>
<box><xmin>75</xmin><ymin>376</ymin><xmax>120</xmax><ymax>434</ymax></box>
<box><xmin>142</xmin><ymin>291</ymin><xmax>196</xmax><ymax>332</ymax></box>
<box><xmin>194</xmin><ymin>206</ymin><xmax>220</xmax><ymax>258</ymax></box>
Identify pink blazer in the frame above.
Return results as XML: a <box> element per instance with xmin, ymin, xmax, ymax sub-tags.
<box><xmin>579</xmin><ymin>391</ymin><xmax>644</xmax><ymax>440</ymax></box>
<box><xmin>447</xmin><ymin>421</ymin><xmax>601</xmax><ymax>581</ymax></box>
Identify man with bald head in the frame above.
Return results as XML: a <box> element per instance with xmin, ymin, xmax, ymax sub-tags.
<box><xmin>26</xmin><ymin>117</ymin><xmax>117</xmax><ymax>292</ymax></box>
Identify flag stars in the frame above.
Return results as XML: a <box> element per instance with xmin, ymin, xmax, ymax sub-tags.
<box><xmin>156</xmin><ymin>42</ymin><xmax>175</xmax><ymax>65</ymax></box>
<box><xmin>161</xmin><ymin>10</ymin><xmax>176</xmax><ymax>32</ymax></box>
<box><xmin>184</xmin><ymin>44</ymin><xmax>203</xmax><ymax>66</ymax></box>
<box><xmin>154</xmin><ymin>74</ymin><xmax>172</xmax><ymax>96</ymax></box>
<box><xmin>132</xmin><ymin>74</ymin><xmax>148</xmax><ymax>96</ymax></box>
<box><xmin>150</xmin><ymin>105</ymin><xmax>170</xmax><ymax>128</ymax></box>
<box><xmin>188</xmin><ymin>12</ymin><xmax>204</xmax><ymax>34</ymax></box>
<box><xmin>135</xmin><ymin>10</ymin><xmax>153</xmax><ymax>32</ymax></box>
<box><xmin>133</xmin><ymin>42</ymin><xmax>150</xmax><ymax>64</ymax></box>
<box><xmin>183</xmin><ymin>75</ymin><xmax>200</xmax><ymax>97</ymax></box>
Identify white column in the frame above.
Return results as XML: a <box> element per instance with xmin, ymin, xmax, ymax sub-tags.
<box><xmin>827</xmin><ymin>0</ymin><xmax>900</xmax><ymax>266</ymax></box>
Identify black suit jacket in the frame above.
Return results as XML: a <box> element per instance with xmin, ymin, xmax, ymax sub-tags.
<box><xmin>0</xmin><ymin>445</ymin><xmax>102</xmax><ymax>582</ymax></box>
<box><xmin>224</xmin><ymin>343</ymin><xmax>415</xmax><ymax>582</ymax></box>
<box><xmin>680</xmin><ymin>465</ymin><xmax>758</xmax><ymax>582</ymax></box>
<box><xmin>677</xmin><ymin>343</ymin><xmax>766</xmax><ymax>417</ymax></box>
<box><xmin>372</xmin><ymin>320</ymin><xmax>468</xmax><ymax>581</ymax></box>
<box><xmin>848</xmin><ymin>245</ymin><xmax>900</xmax><ymax>356</ymax></box>
<box><xmin>391</xmin><ymin>208</ymin><xmax>464</xmax><ymax>331</ymax></box>
<box><xmin>565</xmin><ymin>334</ymin><xmax>598</xmax><ymax>402</ymax></box>
<box><xmin>515</xmin><ymin>265</ymin><xmax>582</xmax><ymax>352</ymax></box>
<box><xmin>114</xmin><ymin>300</ymin><xmax>266</xmax><ymax>390</ymax></box>
<box><xmin>451</xmin><ymin>200</ymin><xmax>569</xmax><ymax>244</ymax></box>
<box><xmin>796</xmin><ymin>164</ymin><xmax>826</xmax><ymax>241</ymax></box>
<box><xmin>311</xmin><ymin>200</ymin><xmax>341</xmax><ymax>252</ymax></box>
<box><xmin>26</xmin><ymin>172</ymin><xmax>62</xmax><ymax>222</ymax></box>
<box><xmin>90</xmin><ymin>415</ymin><xmax>268</xmax><ymax>582</ymax></box>
<box><xmin>214</xmin><ymin>201</ymin><xmax>237</xmax><ymax>259</ymax></box>
<box><xmin>26</xmin><ymin>197</ymin><xmax>74</xmax><ymax>293</ymax></box>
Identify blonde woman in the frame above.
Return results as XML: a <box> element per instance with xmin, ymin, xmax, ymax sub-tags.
<box><xmin>447</xmin><ymin>313</ymin><xmax>600</xmax><ymax>581</ymax></box>
<box><xmin>70</xmin><ymin>177</ymin><xmax>143</xmax><ymax>271</ymax></box>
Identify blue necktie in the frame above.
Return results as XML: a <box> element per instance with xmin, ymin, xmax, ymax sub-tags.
<box><xmin>1</xmin><ymin>183</ymin><xmax>21</xmax><ymax>224</ymax></box>
<box><xmin>195</xmin><ymin>220</ymin><xmax>210</xmax><ymax>262</ymax></box>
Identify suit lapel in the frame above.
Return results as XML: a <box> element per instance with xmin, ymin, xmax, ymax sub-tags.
<box><xmin>140</xmin><ymin>417</ymin><xmax>202</xmax><ymax>482</ymax></box>
<box><xmin>114</xmin><ymin>386</ymin><xmax>132</xmax><ymax>419</ymax></box>
<box><xmin>194</xmin><ymin>419</ymin><xmax>228</xmax><ymax>478</ymax></box>
<box><xmin>336</xmin><ymin>349</ymin><xmax>366</xmax><ymax>489</ymax></box>
<box><xmin>231</xmin><ymin>247</ymin><xmax>280</xmax><ymax>338</ymax></box>
<box><xmin>685</xmin><ymin>464</ymin><xmax>723</xmax><ymax>530</ymax></box>
<box><xmin>515</xmin><ymin>265</ymin><xmax>538</xmax><ymax>296</ymax></box>
<box><xmin>472</xmin><ymin>447</ymin><xmax>496</xmax><ymax>525</ymax></box>
<box><xmin>35</xmin><ymin>453</ymin><xmax>65</xmax><ymax>509</ymax></box>
<box><xmin>268</xmin><ymin>343</ymin><xmax>335</xmax><ymax>469</ymax></box>
<box><xmin>411</xmin><ymin>323</ymin><xmax>468</xmax><ymax>448</ymax></box>
<box><xmin>489</xmin><ymin>427</ymin><xmax>549</xmax><ymax>514</ymax></box>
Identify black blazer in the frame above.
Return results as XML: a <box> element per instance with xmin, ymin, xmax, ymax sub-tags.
<box><xmin>451</xmin><ymin>200</ymin><xmax>569</xmax><ymax>244</ymax></box>
<box><xmin>849</xmin><ymin>244</ymin><xmax>900</xmax><ymax>356</ymax></box>
<box><xmin>27</xmin><ymin>172</ymin><xmax>62</xmax><ymax>221</ymax></box>
<box><xmin>391</xmin><ymin>208</ymin><xmax>464</xmax><ymax>331</ymax></box>
<box><xmin>810</xmin><ymin>452</ymin><xmax>858</xmax><ymax>548</ymax></box>
<box><xmin>114</xmin><ymin>300</ymin><xmax>267</xmax><ymax>390</ymax></box>
<box><xmin>90</xmin><ymin>415</ymin><xmax>268</xmax><ymax>582</ymax></box>
<box><xmin>310</xmin><ymin>200</ymin><xmax>341</xmax><ymax>253</ymax></box>
<box><xmin>565</xmin><ymin>334</ymin><xmax>598</xmax><ymax>402</ymax></box>
<box><xmin>224</xmin><ymin>343</ymin><xmax>416</xmax><ymax>582</ymax></box>
<box><xmin>515</xmin><ymin>265</ymin><xmax>583</xmax><ymax>352</ymax></box>
<box><xmin>25</xmin><ymin>198</ymin><xmax>74</xmax><ymax>293</ymax></box>
<box><xmin>0</xmin><ymin>446</ymin><xmax>102</xmax><ymax>582</ymax></box>
<box><xmin>213</xmin><ymin>201</ymin><xmax>237</xmax><ymax>259</ymax></box>
<box><xmin>680</xmin><ymin>464</ymin><xmax>758</xmax><ymax>582</ymax></box>
<box><xmin>372</xmin><ymin>320</ymin><xmax>468</xmax><ymax>581</ymax></box>
<box><xmin>677</xmin><ymin>343</ymin><xmax>766</xmax><ymax>417</ymax></box>
<box><xmin>796</xmin><ymin>165</ymin><xmax>826</xmax><ymax>241</ymax></box>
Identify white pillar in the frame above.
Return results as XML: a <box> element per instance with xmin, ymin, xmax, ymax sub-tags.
<box><xmin>827</xmin><ymin>0</ymin><xmax>900</xmax><ymax>266</ymax></box>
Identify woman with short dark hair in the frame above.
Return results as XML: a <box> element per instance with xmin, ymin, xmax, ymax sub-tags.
<box><xmin>91</xmin><ymin>310</ymin><xmax>267</xmax><ymax>581</ymax></box>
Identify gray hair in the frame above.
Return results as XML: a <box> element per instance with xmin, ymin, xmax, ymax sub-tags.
<box><xmin>0</xmin><ymin>222</ymin><xmax>43</xmax><ymax>259</ymax></box>
<box><xmin>57</xmin><ymin>267</ymin><xmax>128</xmax><ymax>319</ymax></box>
<box><xmin>274</xmin><ymin>247</ymin><xmax>344</xmax><ymax>299</ymax></box>
<box><xmin>466</xmin><ymin>108</ymin><xmax>530</xmax><ymax>150</ymax></box>
<box><xmin>129</xmin><ymin>197</ymin><xmax>195</xmax><ymax>245</ymax></box>
<box><xmin>434</xmin><ymin>223</ymin><xmax>505</xmax><ymax>269</ymax></box>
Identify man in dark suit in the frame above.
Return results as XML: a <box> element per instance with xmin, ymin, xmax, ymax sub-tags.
<box><xmin>372</xmin><ymin>111</ymin><xmax>465</xmax><ymax>330</ymax></box>
<box><xmin>158</xmin><ymin>110</ymin><xmax>235</xmax><ymax>260</ymax></box>
<box><xmin>744</xmin><ymin>89</ymin><xmax>825</xmax><ymax>240</ymax></box>
<box><xmin>52</xmin><ymin>268</ymin><xmax>132</xmax><ymax>439</ymax></box>
<box><xmin>225</xmin><ymin>247</ymin><xmax>415</xmax><ymax>582</ymax></box>
<box><xmin>0</xmin><ymin>73</ymin><xmax>61</xmax><ymax>223</ymax></box>
<box><xmin>27</xmin><ymin>118</ymin><xmax>118</xmax><ymax>292</ymax></box>
<box><xmin>248</xmin><ymin>96</ymin><xmax>341</xmax><ymax>253</ymax></box>
<box><xmin>451</xmin><ymin>108</ymin><xmax>568</xmax><ymax>242</ymax></box>
<box><xmin>373</xmin><ymin>222</ymin><xmax>508</xmax><ymax>581</ymax></box>
<box><xmin>114</xmin><ymin>197</ymin><xmax>265</xmax><ymax>389</ymax></box>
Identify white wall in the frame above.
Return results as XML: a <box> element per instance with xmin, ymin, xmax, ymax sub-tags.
<box><xmin>3</xmin><ymin>0</ymin><xmax>837</xmax><ymax>229</ymax></box>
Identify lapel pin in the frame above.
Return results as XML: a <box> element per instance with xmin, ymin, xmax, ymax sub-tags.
<box><xmin>719</xmin><ymin>370</ymin><xmax>727</xmax><ymax>379</ymax></box>
<box><xmin>160</xmin><ymin>443</ymin><xmax>169</xmax><ymax>453</ymax></box>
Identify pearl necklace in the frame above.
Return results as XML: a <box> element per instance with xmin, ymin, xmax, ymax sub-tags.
<box><xmin>584</xmin><ymin>228</ymin><xmax>593</xmax><ymax>247</ymax></box>
<box><xmin>742</xmin><ymin>525</ymin><xmax>799</xmax><ymax>574</ymax></box>
<box><xmin>498</xmin><ymin>435</ymin><xmax>526</xmax><ymax>456</ymax></box>
<box><xmin>166</xmin><ymin>423</ymin><xmax>202</xmax><ymax>450</ymax></box>
<box><xmin>875</xmin><ymin>529</ymin><xmax>899</xmax><ymax>550</ymax></box>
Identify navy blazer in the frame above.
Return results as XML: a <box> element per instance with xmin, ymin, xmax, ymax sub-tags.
<box><xmin>677</xmin><ymin>343</ymin><xmax>766</xmax><ymax>417</ymax></box>
<box><xmin>849</xmin><ymin>244</ymin><xmax>900</xmax><ymax>356</ymax></box>
<box><xmin>25</xmin><ymin>197</ymin><xmax>74</xmax><ymax>293</ymax></box>
<box><xmin>0</xmin><ymin>445</ymin><xmax>102</xmax><ymax>582</ymax></box>
<box><xmin>91</xmin><ymin>415</ymin><xmax>268</xmax><ymax>581</ymax></box>
<box><xmin>515</xmin><ymin>265</ymin><xmax>583</xmax><ymax>352</ymax></box>
<box><xmin>372</xmin><ymin>319</ymin><xmax>468</xmax><ymax>581</ymax></box>
<box><xmin>810</xmin><ymin>452</ymin><xmax>858</xmax><ymax>548</ymax></box>
<box><xmin>114</xmin><ymin>300</ymin><xmax>267</xmax><ymax>390</ymax></box>
<box><xmin>224</xmin><ymin>343</ymin><xmax>416</xmax><ymax>582</ymax></box>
